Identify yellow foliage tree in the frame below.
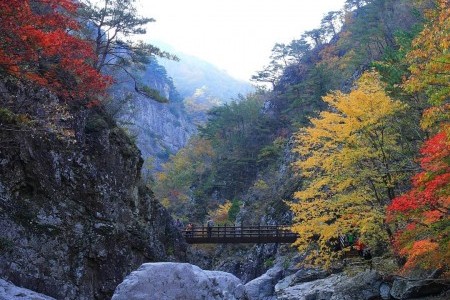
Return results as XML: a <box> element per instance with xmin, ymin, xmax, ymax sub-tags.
<box><xmin>290</xmin><ymin>71</ymin><xmax>407</xmax><ymax>267</ymax></box>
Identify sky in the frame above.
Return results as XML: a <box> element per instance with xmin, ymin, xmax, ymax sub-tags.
<box><xmin>139</xmin><ymin>0</ymin><xmax>347</xmax><ymax>82</ymax></box>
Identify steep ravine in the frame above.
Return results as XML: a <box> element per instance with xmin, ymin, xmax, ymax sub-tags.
<box><xmin>0</xmin><ymin>78</ymin><xmax>186</xmax><ymax>299</ymax></box>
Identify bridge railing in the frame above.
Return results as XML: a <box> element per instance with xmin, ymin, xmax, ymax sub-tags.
<box><xmin>182</xmin><ymin>224</ymin><xmax>297</xmax><ymax>240</ymax></box>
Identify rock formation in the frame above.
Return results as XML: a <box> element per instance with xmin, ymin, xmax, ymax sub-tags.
<box><xmin>0</xmin><ymin>78</ymin><xmax>186</xmax><ymax>299</ymax></box>
<box><xmin>108</xmin><ymin>59</ymin><xmax>196</xmax><ymax>172</ymax></box>
<box><xmin>107</xmin><ymin>257</ymin><xmax>449</xmax><ymax>300</ymax></box>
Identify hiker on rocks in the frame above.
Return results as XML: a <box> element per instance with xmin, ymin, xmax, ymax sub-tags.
<box><xmin>207</xmin><ymin>217</ymin><xmax>214</xmax><ymax>237</ymax></box>
<box><xmin>355</xmin><ymin>239</ymin><xmax>373</xmax><ymax>268</ymax></box>
<box><xmin>362</xmin><ymin>247</ymin><xmax>372</xmax><ymax>261</ymax></box>
<box><xmin>185</xmin><ymin>222</ymin><xmax>193</xmax><ymax>237</ymax></box>
<box><xmin>356</xmin><ymin>239</ymin><xmax>372</xmax><ymax>260</ymax></box>
<box><xmin>175</xmin><ymin>218</ymin><xmax>183</xmax><ymax>229</ymax></box>
<box><xmin>355</xmin><ymin>239</ymin><xmax>366</xmax><ymax>256</ymax></box>
<box><xmin>339</xmin><ymin>233</ymin><xmax>347</xmax><ymax>248</ymax></box>
<box><xmin>347</xmin><ymin>231</ymin><xmax>356</xmax><ymax>248</ymax></box>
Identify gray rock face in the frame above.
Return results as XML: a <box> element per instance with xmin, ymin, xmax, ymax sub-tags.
<box><xmin>244</xmin><ymin>266</ymin><xmax>284</xmax><ymax>300</ymax></box>
<box><xmin>390</xmin><ymin>271</ymin><xmax>447</xmax><ymax>299</ymax></box>
<box><xmin>117</xmin><ymin>94</ymin><xmax>195</xmax><ymax>171</ymax></box>
<box><xmin>277</xmin><ymin>273</ymin><xmax>345</xmax><ymax>300</ymax></box>
<box><xmin>110</xmin><ymin>63</ymin><xmax>196</xmax><ymax>172</ymax></box>
<box><xmin>0</xmin><ymin>80</ymin><xmax>186</xmax><ymax>299</ymax></box>
<box><xmin>0</xmin><ymin>279</ymin><xmax>56</xmax><ymax>300</ymax></box>
<box><xmin>274</xmin><ymin>268</ymin><xmax>329</xmax><ymax>294</ymax></box>
<box><xmin>276</xmin><ymin>270</ymin><xmax>383</xmax><ymax>300</ymax></box>
<box><xmin>112</xmin><ymin>263</ymin><xmax>245</xmax><ymax>300</ymax></box>
<box><xmin>332</xmin><ymin>270</ymin><xmax>382</xmax><ymax>299</ymax></box>
<box><xmin>293</xmin><ymin>268</ymin><xmax>329</xmax><ymax>284</ymax></box>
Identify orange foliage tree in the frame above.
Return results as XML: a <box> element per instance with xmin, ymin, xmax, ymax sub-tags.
<box><xmin>387</xmin><ymin>0</ymin><xmax>450</xmax><ymax>275</ymax></box>
<box><xmin>0</xmin><ymin>0</ymin><xmax>110</xmax><ymax>101</ymax></box>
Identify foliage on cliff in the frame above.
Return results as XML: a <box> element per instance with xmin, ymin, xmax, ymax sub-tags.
<box><xmin>0</xmin><ymin>0</ymin><xmax>110</xmax><ymax>101</ymax></box>
<box><xmin>0</xmin><ymin>0</ymin><xmax>176</xmax><ymax>107</ymax></box>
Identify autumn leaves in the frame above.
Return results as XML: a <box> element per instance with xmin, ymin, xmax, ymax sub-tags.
<box><xmin>290</xmin><ymin>71</ymin><xmax>402</xmax><ymax>267</ymax></box>
<box><xmin>388</xmin><ymin>0</ymin><xmax>449</xmax><ymax>274</ymax></box>
<box><xmin>0</xmin><ymin>1</ymin><xmax>110</xmax><ymax>102</ymax></box>
<box><xmin>289</xmin><ymin>0</ymin><xmax>449</xmax><ymax>273</ymax></box>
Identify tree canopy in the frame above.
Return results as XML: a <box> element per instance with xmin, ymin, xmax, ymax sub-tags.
<box><xmin>290</xmin><ymin>71</ymin><xmax>408</xmax><ymax>266</ymax></box>
<box><xmin>0</xmin><ymin>0</ymin><xmax>110</xmax><ymax>101</ymax></box>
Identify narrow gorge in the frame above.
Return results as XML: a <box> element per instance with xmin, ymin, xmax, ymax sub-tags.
<box><xmin>0</xmin><ymin>0</ymin><xmax>449</xmax><ymax>299</ymax></box>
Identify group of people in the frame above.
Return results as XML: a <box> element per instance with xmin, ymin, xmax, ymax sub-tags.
<box><xmin>174</xmin><ymin>217</ymin><xmax>215</xmax><ymax>238</ymax></box>
<box><xmin>174</xmin><ymin>219</ymin><xmax>193</xmax><ymax>237</ymax></box>
<box><xmin>339</xmin><ymin>232</ymin><xmax>372</xmax><ymax>260</ymax></box>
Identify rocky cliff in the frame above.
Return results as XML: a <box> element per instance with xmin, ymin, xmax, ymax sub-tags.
<box><xmin>108</xmin><ymin>59</ymin><xmax>196</xmax><ymax>173</ymax></box>
<box><xmin>115</xmin><ymin>94</ymin><xmax>195</xmax><ymax>173</ymax></box>
<box><xmin>0</xmin><ymin>77</ymin><xmax>186</xmax><ymax>299</ymax></box>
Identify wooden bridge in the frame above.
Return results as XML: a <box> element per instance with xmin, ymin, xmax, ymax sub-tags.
<box><xmin>183</xmin><ymin>225</ymin><xmax>298</xmax><ymax>244</ymax></box>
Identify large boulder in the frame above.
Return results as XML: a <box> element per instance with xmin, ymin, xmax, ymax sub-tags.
<box><xmin>244</xmin><ymin>266</ymin><xmax>284</xmax><ymax>300</ymax></box>
<box><xmin>0</xmin><ymin>279</ymin><xmax>55</xmax><ymax>300</ymax></box>
<box><xmin>275</xmin><ymin>268</ymin><xmax>329</xmax><ymax>293</ymax></box>
<box><xmin>332</xmin><ymin>270</ymin><xmax>382</xmax><ymax>299</ymax></box>
<box><xmin>277</xmin><ymin>270</ymin><xmax>383</xmax><ymax>300</ymax></box>
<box><xmin>276</xmin><ymin>273</ymin><xmax>345</xmax><ymax>300</ymax></box>
<box><xmin>390</xmin><ymin>270</ymin><xmax>448</xmax><ymax>299</ymax></box>
<box><xmin>112</xmin><ymin>262</ymin><xmax>245</xmax><ymax>300</ymax></box>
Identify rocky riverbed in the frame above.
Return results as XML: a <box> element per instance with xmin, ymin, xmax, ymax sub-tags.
<box><xmin>111</xmin><ymin>261</ymin><xmax>448</xmax><ymax>300</ymax></box>
<box><xmin>2</xmin><ymin>260</ymin><xmax>448</xmax><ymax>300</ymax></box>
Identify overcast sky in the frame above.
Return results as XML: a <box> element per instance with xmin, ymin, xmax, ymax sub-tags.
<box><xmin>139</xmin><ymin>0</ymin><xmax>346</xmax><ymax>82</ymax></box>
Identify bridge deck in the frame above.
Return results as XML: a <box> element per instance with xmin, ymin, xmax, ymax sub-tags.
<box><xmin>183</xmin><ymin>225</ymin><xmax>298</xmax><ymax>244</ymax></box>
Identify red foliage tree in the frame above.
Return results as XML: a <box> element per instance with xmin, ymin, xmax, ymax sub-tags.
<box><xmin>387</xmin><ymin>128</ymin><xmax>450</xmax><ymax>273</ymax></box>
<box><xmin>0</xmin><ymin>0</ymin><xmax>110</xmax><ymax>101</ymax></box>
<box><xmin>387</xmin><ymin>0</ymin><xmax>449</xmax><ymax>276</ymax></box>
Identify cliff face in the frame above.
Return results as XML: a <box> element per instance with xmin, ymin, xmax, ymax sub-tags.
<box><xmin>109</xmin><ymin>59</ymin><xmax>196</xmax><ymax>172</ymax></box>
<box><xmin>0</xmin><ymin>78</ymin><xmax>186</xmax><ymax>299</ymax></box>
<box><xmin>117</xmin><ymin>95</ymin><xmax>195</xmax><ymax>172</ymax></box>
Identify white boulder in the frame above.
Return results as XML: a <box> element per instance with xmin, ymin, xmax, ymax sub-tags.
<box><xmin>112</xmin><ymin>262</ymin><xmax>245</xmax><ymax>300</ymax></box>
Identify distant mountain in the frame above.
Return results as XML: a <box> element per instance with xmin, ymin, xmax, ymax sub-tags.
<box><xmin>105</xmin><ymin>44</ymin><xmax>254</xmax><ymax>172</ymax></box>
<box><xmin>156</xmin><ymin>45</ymin><xmax>254</xmax><ymax>123</ymax></box>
